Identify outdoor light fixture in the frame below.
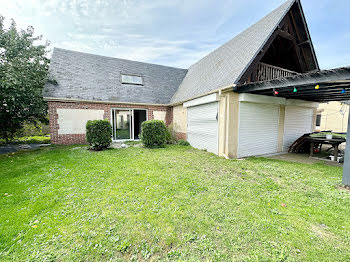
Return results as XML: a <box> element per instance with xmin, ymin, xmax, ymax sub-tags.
<box><xmin>293</xmin><ymin>87</ymin><xmax>297</xmax><ymax>93</ymax></box>
<box><xmin>315</xmin><ymin>84</ymin><xmax>320</xmax><ymax>89</ymax></box>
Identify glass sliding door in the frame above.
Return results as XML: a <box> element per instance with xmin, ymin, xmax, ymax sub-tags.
<box><xmin>133</xmin><ymin>110</ymin><xmax>147</xmax><ymax>139</ymax></box>
<box><xmin>111</xmin><ymin>108</ymin><xmax>147</xmax><ymax>141</ymax></box>
<box><xmin>112</xmin><ymin>109</ymin><xmax>131</xmax><ymax>140</ymax></box>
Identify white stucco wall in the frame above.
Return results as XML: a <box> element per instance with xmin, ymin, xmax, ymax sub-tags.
<box><xmin>57</xmin><ymin>109</ymin><xmax>105</xmax><ymax>134</ymax></box>
<box><xmin>153</xmin><ymin>111</ymin><xmax>167</xmax><ymax>122</ymax></box>
<box><xmin>172</xmin><ymin>104</ymin><xmax>187</xmax><ymax>133</ymax></box>
<box><xmin>318</xmin><ymin>102</ymin><xmax>349</xmax><ymax>132</ymax></box>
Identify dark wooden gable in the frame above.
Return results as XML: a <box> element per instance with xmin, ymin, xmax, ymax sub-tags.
<box><xmin>238</xmin><ymin>0</ymin><xmax>319</xmax><ymax>85</ymax></box>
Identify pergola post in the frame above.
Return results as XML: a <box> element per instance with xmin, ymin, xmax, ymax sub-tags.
<box><xmin>342</xmin><ymin>110</ymin><xmax>350</xmax><ymax>185</ymax></box>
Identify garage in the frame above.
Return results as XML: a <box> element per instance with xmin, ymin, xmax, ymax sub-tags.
<box><xmin>187</xmin><ymin>102</ymin><xmax>218</xmax><ymax>154</ymax></box>
<box><xmin>238</xmin><ymin>102</ymin><xmax>279</xmax><ymax>158</ymax></box>
<box><xmin>283</xmin><ymin>106</ymin><xmax>314</xmax><ymax>151</ymax></box>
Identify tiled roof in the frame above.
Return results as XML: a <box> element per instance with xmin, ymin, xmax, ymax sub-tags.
<box><xmin>44</xmin><ymin>48</ymin><xmax>187</xmax><ymax>104</ymax></box>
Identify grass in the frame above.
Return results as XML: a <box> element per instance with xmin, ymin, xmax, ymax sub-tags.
<box><xmin>0</xmin><ymin>135</ymin><xmax>50</xmax><ymax>145</ymax></box>
<box><xmin>0</xmin><ymin>145</ymin><xmax>349</xmax><ymax>261</ymax></box>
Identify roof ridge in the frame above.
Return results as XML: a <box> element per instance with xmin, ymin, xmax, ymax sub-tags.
<box><xmin>53</xmin><ymin>47</ymin><xmax>187</xmax><ymax>71</ymax></box>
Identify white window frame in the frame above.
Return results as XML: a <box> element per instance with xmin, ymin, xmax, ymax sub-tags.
<box><xmin>121</xmin><ymin>74</ymin><xmax>144</xmax><ymax>86</ymax></box>
<box><xmin>110</xmin><ymin>108</ymin><xmax>148</xmax><ymax>141</ymax></box>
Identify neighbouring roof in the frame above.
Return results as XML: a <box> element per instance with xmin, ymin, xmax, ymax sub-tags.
<box><xmin>170</xmin><ymin>0</ymin><xmax>298</xmax><ymax>104</ymax></box>
<box><xmin>44</xmin><ymin>48</ymin><xmax>187</xmax><ymax>104</ymax></box>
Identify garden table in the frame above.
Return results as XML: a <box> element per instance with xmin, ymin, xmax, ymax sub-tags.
<box><xmin>307</xmin><ymin>137</ymin><xmax>346</xmax><ymax>162</ymax></box>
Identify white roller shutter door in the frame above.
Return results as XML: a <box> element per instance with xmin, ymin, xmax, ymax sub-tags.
<box><xmin>238</xmin><ymin>102</ymin><xmax>279</xmax><ymax>158</ymax></box>
<box><xmin>187</xmin><ymin>102</ymin><xmax>218</xmax><ymax>154</ymax></box>
<box><xmin>283</xmin><ymin>106</ymin><xmax>314</xmax><ymax>151</ymax></box>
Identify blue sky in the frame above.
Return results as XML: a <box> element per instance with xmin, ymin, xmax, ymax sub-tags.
<box><xmin>1</xmin><ymin>0</ymin><xmax>349</xmax><ymax>69</ymax></box>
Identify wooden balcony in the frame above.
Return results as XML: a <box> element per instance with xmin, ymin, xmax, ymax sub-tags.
<box><xmin>256</xmin><ymin>62</ymin><xmax>299</xmax><ymax>82</ymax></box>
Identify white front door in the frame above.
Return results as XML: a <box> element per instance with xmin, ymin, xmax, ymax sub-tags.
<box><xmin>187</xmin><ymin>102</ymin><xmax>218</xmax><ymax>154</ymax></box>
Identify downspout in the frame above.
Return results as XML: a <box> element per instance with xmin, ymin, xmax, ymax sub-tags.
<box><xmin>218</xmin><ymin>88</ymin><xmax>227</xmax><ymax>157</ymax></box>
<box><xmin>218</xmin><ymin>85</ymin><xmax>236</xmax><ymax>159</ymax></box>
<box><xmin>342</xmin><ymin>109</ymin><xmax>350</xmax><ymax>185</ymax></box>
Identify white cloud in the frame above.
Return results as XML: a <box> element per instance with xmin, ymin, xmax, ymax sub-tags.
<box><xmin>55</xmin><ymin>31</ymin><xmax>216</xmax><ymax>67</ymax></box>
<box><xmin>0</xmin><ymin>0</ymin><xmax>287</xmax><ymax>68</ymax></box>
<box><xmin>1</xmin><ymin>0</ymin><xmax>350</xmax><ymax>69</ymax></box>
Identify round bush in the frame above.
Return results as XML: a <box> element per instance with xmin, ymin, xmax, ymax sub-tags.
<box><xmin>86</xmin><ymin>120</ymin><xmax>112</xmax><ymax>150</ymax></box>
<box><xmin>178</xmin><ymin>139</ymin><xmax>190</xmax><ymax>146</ymax></box>
<box><xmin>140</xmin><ymin>120</ymin><xmax>167</xmax><ymax>148</ymax></box>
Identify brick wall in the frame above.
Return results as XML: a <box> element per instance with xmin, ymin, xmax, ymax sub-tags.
<box><xmin>175</xmin><ymin>132</ymin><xmax>187</xmax><ymax>140</ymax></box>
<box><xmin>48</xmin><ymin>101</ymin><xmax>172</xmax><ymax>144</ymax></box>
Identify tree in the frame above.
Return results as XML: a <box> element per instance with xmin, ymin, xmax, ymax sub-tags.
<box><xmin>0</xmin><ymin>16</ymin><xmax>50</xmax><ymax>142</ymax></box>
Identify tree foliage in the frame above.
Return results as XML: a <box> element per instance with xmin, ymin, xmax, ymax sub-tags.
<box><xmin>0</xmin><ymin>16</ymin><xmax>50</xmax><ymax>141</ymax></box>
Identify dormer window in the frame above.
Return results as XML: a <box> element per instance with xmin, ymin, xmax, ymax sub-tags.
<box><xmin>121</xmin><ymin>74</ymin><xmax>143</xmax><ymax>85</ymax></box>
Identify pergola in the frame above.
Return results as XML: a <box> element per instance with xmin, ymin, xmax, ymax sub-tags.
<box><xmin>234</xmin><ymin>66</ymin><xmax>350</xmax><ymax>184</ymax></box>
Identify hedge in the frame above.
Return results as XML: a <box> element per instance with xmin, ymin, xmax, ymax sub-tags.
<box><xmin>86</xmin><ymin>120</ymin><xmax>112</xmax><ymax>150</ymax></box>
<box><xmin>0</xmin><ymin>135</ymin><xmax>50</xmax><ymax>145</ymax></box>
<box><xmin>140</xmin><ymin>120</ymin><xmax>167</xmax><ymax>148</ymax></box>
<box><xmin>178</xmin><ymin>139</ymin><xmax>190</xmax><ymax>146</ymax></box>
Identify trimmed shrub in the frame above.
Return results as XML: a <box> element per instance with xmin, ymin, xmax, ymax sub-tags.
<box><xmin>86</xmin><ymin>120</ymin><xmax>112</xmax><ymax>150</ymax></box>
<box><xmin>140</xmin><ymin>120</ymin><xmax>167</xmax><ymax>148</ymax></box>
<box><xmin>178</xmin><ymin>139</ymin><xmax>190</xmax><ymax>146</ymax></box>
<box><xmin>0</xmin><ymin>135</ymin><xmax>50</xmax><ymax>145</ymax></box>
<box><xmin>165</xmin><ymin>123</ymin><xmax>176</xmax><ymax>144</ymax></box>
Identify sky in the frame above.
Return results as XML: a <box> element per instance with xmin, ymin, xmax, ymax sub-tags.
<box><xmin>1</xmin><ymin>0</ymin><xmax>349</xmax><ymax>69</ymax></box>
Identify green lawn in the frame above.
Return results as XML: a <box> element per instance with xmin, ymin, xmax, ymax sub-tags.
<box><xmin>0</xmin><ymin>145</ymin><xmax>349</xmax><ymax>261</ymax></box>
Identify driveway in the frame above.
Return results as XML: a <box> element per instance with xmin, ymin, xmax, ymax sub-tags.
<box><xmin>0</xmin><ymin>144</ymin><xmax>50</xmax><ymax>154</ymax></box>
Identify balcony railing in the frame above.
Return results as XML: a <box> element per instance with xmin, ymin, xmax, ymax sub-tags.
<box><xmin>256</xmin><ymin>62</ymin><xmax>299</xmax><ymax>82</ymax></box>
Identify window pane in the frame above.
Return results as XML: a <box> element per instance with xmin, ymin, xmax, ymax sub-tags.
<box><xmin>121</xmin><ymin>74</ymin><xmax>143</xmax><ymax>85</ymax></box>
<box><xmin>115</xmin><ymin>110</ymin><xmax>131</xmax><ymax>139</ymax></box>
<box><xmin>316</xmin><ymin>114</ymin><xmax>321</xmax><ymax>127</ymax></box>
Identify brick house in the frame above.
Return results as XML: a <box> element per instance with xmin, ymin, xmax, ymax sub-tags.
<box><xmin>45</xmin><ymin>49</ymin><xmax>186</xmax><ymax>144</ymax></box>
<box><xmin>45</xmin><ymin>0</ymin><xmax>324</xmax><ymax>158</ymax></box>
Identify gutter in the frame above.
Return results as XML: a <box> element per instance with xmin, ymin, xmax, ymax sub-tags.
<box><xmin>169</xmin><ymin>84</ymin><xmax>236</xmax><ymax>106</ymax></box>
<box><xmin>44</xmin><ymin>84</ymin><xmax>237</xmax><ymax>108</ymax></box>
<box><xmin>43</xmin><ymin>97</ymin><xmax>169</xmax><ymax>107</ymax></box>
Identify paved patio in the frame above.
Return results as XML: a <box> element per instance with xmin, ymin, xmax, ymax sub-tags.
<box><xmin>266</xmin><ymin>152</ymin><xmax>343</xmax><ymax>167</ymax></box>
<box><xmin>0</xmin><ymin>144</ymin><xmax>51</xmax><ymax>155</ymax></box>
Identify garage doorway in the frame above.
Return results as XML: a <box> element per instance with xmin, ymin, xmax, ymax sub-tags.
<box><xmin>111</xmin><ymin>109</ymin><xmax>147</xmax><ymax>141</ymax></box>
<box><xmin>238</xmin><ymin>102</ymin><xmax>279</xmax><ymax>158</ymax></box>
<box><xmin>283</xmin><ymin>106</ymin><xmax>314</xmax><ymax>151</ymax></box>
<box><xmin>187</xmin><ymin>102</ymin><xmax>219</xmax><ymax>154</ymax></box>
